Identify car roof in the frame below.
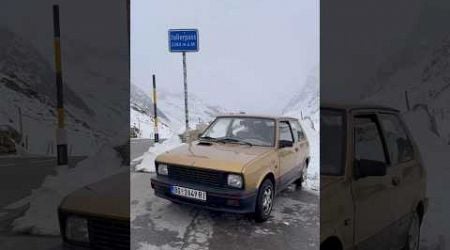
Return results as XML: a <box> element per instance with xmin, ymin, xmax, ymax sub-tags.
<box><xmin>216</xmin><ymin>113</ymin><xmax>298</xmax><ymax>121</ymax></box>
<box><xmin>321</xmin><ymin>102</ymin><xmax>400</xmax><ymax>112</ymax></box>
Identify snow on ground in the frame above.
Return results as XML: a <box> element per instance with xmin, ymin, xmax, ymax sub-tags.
<box><xmin>135</xmin><ymin>135</ymin><xmax>183</xmax><ymax>172</ymax></box>
<box><xmin>301</xmin><ymin>121</ymin><xmax>319</xmax><ymax>191</ymax></box>
<box><xmin>5</xmin><ymin>145</ymin><xmax>124</xmax><ymax>235</ymax></box>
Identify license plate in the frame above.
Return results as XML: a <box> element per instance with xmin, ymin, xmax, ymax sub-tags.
<box><xmin>170</xmin><ymin>186</ymin><xmax>207</xmax><ymax>201</ymax></box>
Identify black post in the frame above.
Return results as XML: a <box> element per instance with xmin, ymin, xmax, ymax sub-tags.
<box><xmin>53</xmin><ymin>5</ymin><xmax>68</xmax><ymax>165</ymax></box>
<box><xmin>152</xmin><ymin>74</ymin><xmax>159</xmax><ymax>142</ymax></box>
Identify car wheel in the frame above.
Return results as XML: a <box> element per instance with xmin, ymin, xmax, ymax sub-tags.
<box><xmin>405</xmin><ymin>212</ymin><xmax>421</xmax><ymax>250</ymax></box>
<box><xmin>254</xmin><ymin>178</ymin><xmax>274</xmax><ymax>222</ymax></box>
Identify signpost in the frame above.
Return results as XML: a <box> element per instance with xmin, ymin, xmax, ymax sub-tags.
<box><xmin>169</xmin><ymin>29</ymin><xmax>199</xmax><ymax>130</ymax></box>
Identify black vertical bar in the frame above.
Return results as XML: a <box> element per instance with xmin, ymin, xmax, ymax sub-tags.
<box><xmin>153</xmin><ymin>74</ymin><xmax>159</xmax><ymax>142</ymax></box>
<box><xmin>53</xmin><ymin>5</ymin><xmax>60</xmax><ymax>38</ymax></box>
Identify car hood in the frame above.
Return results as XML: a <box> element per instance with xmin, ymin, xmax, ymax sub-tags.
<box><xmin>59</xmin><ymin>171</ymin><xmax>129</xmax><ymax>220</ymax></box>
<box><xmin>156</xmin><ymin>142</ymin><xmax>274</xmax><ymax>173</ymax></box>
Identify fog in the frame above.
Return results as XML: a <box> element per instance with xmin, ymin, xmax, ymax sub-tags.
<box><xmin>131</xmin><ymin>0</ymin><xmax>319</xmax><ymax>114</ymax></box>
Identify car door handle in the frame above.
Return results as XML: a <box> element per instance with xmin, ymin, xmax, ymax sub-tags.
<box><xmin>392</xmin><ymin>176</ymin><xmax>401</xmax><ymax>186</ymax></box>
<box><xmin>295</xmin><ymin>148</ymin><xmax>299</xmax><ymax>152</ymax></box>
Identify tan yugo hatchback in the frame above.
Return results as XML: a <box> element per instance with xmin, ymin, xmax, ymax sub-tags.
<box><xmin>320</xmin><ymin>104</ymin><xmax>428</xmax><ymax>250</ymax></box>
<box><xmin>151</xmin><ymin>114</ymin><xmax>310</xmax><ymax>222</ymax></box>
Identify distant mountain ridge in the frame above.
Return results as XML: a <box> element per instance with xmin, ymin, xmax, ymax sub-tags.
<box><xmin>130</xmin><ymin>82</ymin><xmax>226</xmax><ymax>138</ymax></box>
<box><xmin>282</xmin><ymin>66</ymin><xmax>319</xmax><ymax>129</ymax></box>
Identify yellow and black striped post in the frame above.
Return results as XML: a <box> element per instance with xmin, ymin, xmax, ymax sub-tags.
<box><xmin>53</xmin><ymin>5</ymin><xmax>68</xmax><ymax>166</ymax></box>
<box><xmin>152</xmin><ymin>74</ymin><xmax>159</xmax><ymax>142</ymax></box>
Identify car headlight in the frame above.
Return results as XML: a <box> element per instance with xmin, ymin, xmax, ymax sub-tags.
<box><xmin>227</xmin><ymin>174</ymin><xmax>243</xmax><ymax>188</ymax></box>
<box><xmin>157</xmin><ymin>163</ymin><xmax>168</xmax><ymax>175</ymax></box>
<box><xmin>65</xmin><ymin>216</ymin><xmax>89</xmax><ymax>243</ymax></box>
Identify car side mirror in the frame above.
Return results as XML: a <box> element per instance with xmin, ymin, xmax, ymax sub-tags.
<box><xmin>354</xmin><ymin>159</ymin><xmax>387</xmax><ymax>179</ymax></box>
<box><xmin>278</xmin><ymin>140</ymin><xmax>293</xmax><ymax>148</ymax></box>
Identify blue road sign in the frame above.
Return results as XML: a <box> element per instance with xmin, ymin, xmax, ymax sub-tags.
<box><xmin>169</xmin><ymin>29</ymin><xmax>199</xmax><ymax>52</ymax></box>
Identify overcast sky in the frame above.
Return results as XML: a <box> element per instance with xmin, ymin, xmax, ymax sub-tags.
<box><xmin>131</xmin><ymin>0</ymin><xmax>319</xmax><ymax>114</ymax></box>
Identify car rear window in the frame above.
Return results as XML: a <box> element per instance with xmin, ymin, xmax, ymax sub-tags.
<box><xmin>321</xmin><ymin>109</ymin><xmax>346</xmax><ymax>176</ymax></box>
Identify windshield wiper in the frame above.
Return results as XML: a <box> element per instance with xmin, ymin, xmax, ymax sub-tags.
<box><xmin>218</xmin><ymin>137</ymin><xmax>253</xmax><ymax>146</ymax></box>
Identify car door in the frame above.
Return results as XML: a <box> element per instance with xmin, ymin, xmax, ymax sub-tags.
<box><xmin>278</xmin><ymin>120</ymin><xmax>298</xmax><ymax>188</ymax></box>
<box><xmin>351</xmin><ymin>113</ymin><xmax>394</xmax><ymax>249</ymax></box>
<box><xmin>292</xmin><ymin>120</ymin><xmax>309</xmax><ymax>169</ymax></box>
<box><xmin>378</xmin><ymin>112</ymin><xmax>420</xmax><ymax>247</ymax></box>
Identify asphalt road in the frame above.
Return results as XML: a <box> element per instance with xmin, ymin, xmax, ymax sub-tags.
<box><xmin>131</xmin><ymin>138</ymin><xmax>154</xmax><ymax>160</ymax></box>
<box><xmin>0</xmin><ymin>156</ymin><xmax>86</xmax><ymax>208</ymax></box>
<box><xmin>131</xmin><ymin>172</ymin><xmax>319</xmax><ymax>250</ymax></box>
<box><xmin>0</xmin><ymin>155</ymin><xmax>86</xmax><ymax>250</ymax></box>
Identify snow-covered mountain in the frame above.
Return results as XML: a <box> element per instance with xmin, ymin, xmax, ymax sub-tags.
<box><xmin>130</xmin><ymin>83</ymin><xmax>226</xmax><ymax>138</ymax></box>
<box><xmin>363</xmin><ymin>32</ymin><xmax>450</xmax><ymax>143</ymax></box>
<box><xmin>282</xmin><ymin>66</ymin><xmax>319</xmax><ymax>130</ymax></box>
<box><xmin>0</xmin><ymin>27</ymin><xmax>128</xmax><ymax>155</ymax></box>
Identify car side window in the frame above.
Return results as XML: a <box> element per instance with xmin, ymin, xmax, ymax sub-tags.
<box><xmin>279</xmin><ymin>121</ymin><xmax>294</xmax><ymax>143</ymax></box>
<box><xmin>379</xmin><ymin>113</ymin><xmax>414</xmax><ymax>164</ymax></box>
<box><xmin>354</xmin><ymin>116</ymin><xmax>387</xmax><ymax>164</ymax></box>
<box><xmin>292</xmin><ymin>121</ymin><xmax>306</xmax><ymax>141</ymax></box>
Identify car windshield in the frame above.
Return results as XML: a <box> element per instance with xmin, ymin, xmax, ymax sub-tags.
<box><xmin>200</xmin><ymin>117</ymin><xmax>275</xmax><ymax>147</ymax></box>
<box><xmin>320</xmin><ymin>109</ymin><xmax>346</xmax><ymax>176</ymax></box>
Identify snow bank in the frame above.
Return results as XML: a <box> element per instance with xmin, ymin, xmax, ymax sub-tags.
<box><xmin>300</xmin><ymin>120</ymin><xmax>319</xmax><ymax>190</ymax></box>
<box><xmin>135</xmin><ymin>135</ymin><xmax>183</xmax><ymax>172</ymax></box>
<box><xmin>7</xmin><ymin>145</ymin><xmax>124</xmax><ymax>235</ymax></box>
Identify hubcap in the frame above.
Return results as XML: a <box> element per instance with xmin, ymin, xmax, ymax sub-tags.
<box><xmin>262</xmin><ymin>186</ymin><xmax>273</xmax><ymax>215</ymax></box>
<box><xmin>408</xmin><ymin>213</ymin><xmax>420</xmax><ymax>250</ymax></box>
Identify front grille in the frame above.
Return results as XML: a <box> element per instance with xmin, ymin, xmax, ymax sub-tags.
<box><xmin>88</xmin><ymin>217</ymin><xmax>130</xmax><ymax>249</ymax></box>
<box><xmin>168</xmin><ymin>165</ymin><xmax>228</xmax><ymax>188</ymax></box>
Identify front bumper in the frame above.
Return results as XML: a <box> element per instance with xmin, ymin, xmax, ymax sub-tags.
<box><xmin>151</xmin><ymin>175</ymin><xmax>257</xmax><ymax>214</ymax></box>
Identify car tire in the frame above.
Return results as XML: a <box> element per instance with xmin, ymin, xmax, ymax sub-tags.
<box><xmin>254</xmin><ymin>178</ymin><xmax>274</xmax><ymax>223</ymax></box>
<box><xmin>405</xmin><ymin>212</ymin><xmax>421</xmax><ymax>250</ymax></box>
